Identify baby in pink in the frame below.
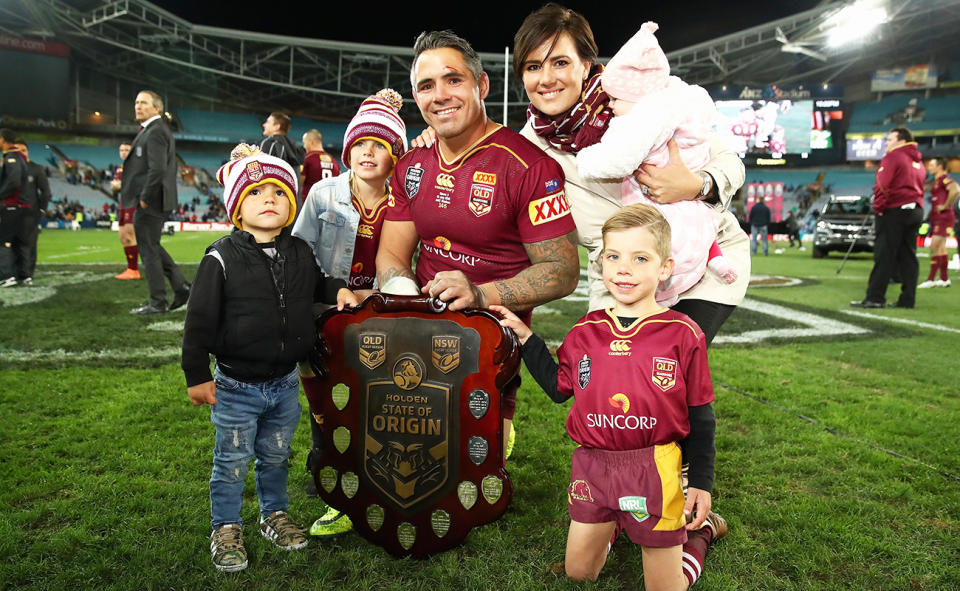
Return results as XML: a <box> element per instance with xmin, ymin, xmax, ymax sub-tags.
<box><xmin>577</xmin><ymin>22</ymin><xmax>737</xmax><ymax>307</ymax></box>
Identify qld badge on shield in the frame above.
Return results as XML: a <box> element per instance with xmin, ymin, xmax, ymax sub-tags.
<box><xmin>306</xmin><ymin>294</ymin><xmax>519</xmax><ymax>557</ymax></box>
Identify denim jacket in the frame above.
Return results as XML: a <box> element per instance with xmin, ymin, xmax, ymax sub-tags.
<box><xmin>292</xmin><ymin>171</ymin><xmax>359</xmax><ymax>281</ymax></box>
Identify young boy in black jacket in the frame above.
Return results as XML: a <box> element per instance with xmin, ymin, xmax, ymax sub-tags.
<box><xmin>181</xmin><ymin>144</ymin><xmax>358</xmax><ymax>572</ymax></box>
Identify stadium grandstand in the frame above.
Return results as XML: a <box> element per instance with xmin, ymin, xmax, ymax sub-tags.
<box><xmin>3</xmin><ymin>0</ymin><xmax>960</xmax><ymax>227</ymax></box>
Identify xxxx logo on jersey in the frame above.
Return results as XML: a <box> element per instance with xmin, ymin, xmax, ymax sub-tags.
<box><xmin>652</xmin><ymin>357</ymin><xmax>677</xmax><ymax>391</ymax></box>
<box><xmin>609</xmin><ymin>339</ymin><xmax>631</xmax><ymax>357</ymax></box>
<box><xmin>528</xmin><ymin>191</ymin><xmax>570</xmax><ymax>226</ymax></box>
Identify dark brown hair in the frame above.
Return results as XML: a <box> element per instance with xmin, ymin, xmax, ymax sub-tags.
<box><xmin>513</xmin><ymin>3</ymin><xmax>598</xmax><ymax>78</ymax></box>
<box><xmin>269</xmin><ymin>112</ymin><xmax>291</xmax><ymax>133</ymax></box>
<box><xmin>890</xmin><ymin>127</ymin><xmax>913</xmax><ymax>143</ymax></box>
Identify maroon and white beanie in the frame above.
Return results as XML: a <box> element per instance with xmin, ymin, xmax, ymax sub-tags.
<box><xmin>341</xmin><ymin>88</ymin><xmax>407</xmax><ymax>167</ymax></box>
<box><xmin>601</xmin><ymin>22</ymin><xmax>671</xmax><ymax>102</ymax></box>
<box><xmin>216</xmin><ymin>143</ymin><xmax>298</xmax><ymax>228</ymax></box>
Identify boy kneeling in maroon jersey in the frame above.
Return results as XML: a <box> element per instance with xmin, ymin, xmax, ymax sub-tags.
<box><xmin>493</xmin><ymin>203</ymin><xmax>725</xmax><ymax>590</ymax></box>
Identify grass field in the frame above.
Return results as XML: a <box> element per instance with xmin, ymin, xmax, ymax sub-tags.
<box><xmin>1</xmin><ymin>228</ymin><xmax>958</xmax><ymax>591</ymax></box>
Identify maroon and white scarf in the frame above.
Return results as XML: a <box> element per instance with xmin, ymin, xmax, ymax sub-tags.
<box><xmin>526</xmin><ymin>63</ymin><xmax>612</xmax><ymax>154</ymax></box>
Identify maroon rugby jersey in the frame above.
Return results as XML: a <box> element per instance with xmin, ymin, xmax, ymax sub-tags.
<box><xmin>301</xmin><ymin>150</ymin><xmax>341</xmax><ymax>200</ymax></box>
<box><xmin>113</xmin><ymin>165</ymin><xmax>123</xmax><ymax>182</ymax></box>
<box><xmin>931</xmin><ymin>173</ymin><xmax>957</xmax><ymax>223</ymax></box>
<box><xmin>387</xmin><ymin>126</ymin><xmax>574</xmax><ymax>293</ymax></box>
<box><xmin>348</xmin><ymin>194</ymin><xmax>388</xmax><ymax>290</ymax></box>
<box><xmin>556</xmin><ymin>308</ymin><xmax>714</xmax><ymax>451</ymax></box>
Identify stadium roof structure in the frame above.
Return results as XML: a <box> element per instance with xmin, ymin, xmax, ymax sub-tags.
<box><xmin>6</xmin><ymin>0</ymin><xmax>960</xmax><ymax>125</ymax></box>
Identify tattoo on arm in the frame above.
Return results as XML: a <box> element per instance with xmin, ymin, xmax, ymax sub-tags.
<box><xmin>490</xmin><ymin>231</ymin><xmax>579</xmax><ymax>309</ymax></box>
<box><xmin>377</xmin><ymin>265</ymin><xmax>417</xmax><ymax>285</ymax></box>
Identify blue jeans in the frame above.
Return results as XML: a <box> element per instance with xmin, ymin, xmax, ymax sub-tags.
<box><xmin>751</xmin><ymin>224</ymin><xmax>769</xmax><ymax>256</ymax></box>
<box><xmin>209</xmin><ymin>366</ymin><xmax>301</xmax><ymax>530</ymax></box>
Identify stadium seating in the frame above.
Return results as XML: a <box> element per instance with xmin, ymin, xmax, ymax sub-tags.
<box><xmin>849</xmin><ymin>94</ymin><xmax>960</xmax><ymax>134</ymax></box>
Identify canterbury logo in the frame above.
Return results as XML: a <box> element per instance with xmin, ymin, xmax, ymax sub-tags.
<box><xmin>435</xmin><ymin>174</ymin><xmax>455</xmax><ymax>188</ymax></box>
<box><xmin>610</xmin><ymin>340</ymin><xmax>631</xmax><ymax>352</ymax></box>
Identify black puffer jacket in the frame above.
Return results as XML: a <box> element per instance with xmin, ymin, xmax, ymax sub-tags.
<box><xmin>181</xmin><ymin>227</ymin><xmax>346</xmax><ymax>386</ymax></box>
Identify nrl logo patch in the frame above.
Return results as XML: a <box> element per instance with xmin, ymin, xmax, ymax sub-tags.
<box><xmin>652</xmin><ymin>357</ymin><xmax>677</xmax><ymax>391</ymax></box>
<box><xmin>405</xmin><ymin>164</ymin><xmax>424</xmax><ymax>198</ymax></box>
<box><xmin>569</xmin><ymin>479</ymin><xmax>594</xmax><ymax>503</ymax></box>
<box><xmin>245</xmin><ymin>160</ymin><xmax>263</xmax><ymax>182</ymax></box>
<box><xmin>393</xmin><ymin>355</ymin><xmax>425</xmax><ymax>390</ymax></box>
<box><xmin>359</xmin><ymin>333</ymin><xmax>386</xmax><ymax>369</ymax></box>
<box><xmin>577</xmin><ymin>354</ymin><xmax>591</xmax><ymax>389</ymax></box>
<box><xmin>618</xmin><ymin>496</ymin><xmax>649</xmax><ymax>523</ymax></box>
<box><xmin>432</xmin><ymin>335</ymin><xmax>461</xmax><ymax>373</ymax></box>
<box><xmin>469</xmin><ymin>183</ymin><xmax>493</xmax><ymax>217</ymax></box>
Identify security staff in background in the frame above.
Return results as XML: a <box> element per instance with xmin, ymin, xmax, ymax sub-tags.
<box><xmin>13</xmin><ymin>143</ymin><xmax>50</xmax><ymax>285</ymax></box>
<box><xmin>0</xmin><ymin>128</ymin><xmax>28</xmax><ymax>288</ymax></box>
<box><xmin>850</xmin><ymin>127</ymin><xmax>925</xmax><ymax>309</ymax></box>
<box><xmin>123</xmin><ymin>90</ymin><xmax>190</xmax><ymax>315</ymax></box>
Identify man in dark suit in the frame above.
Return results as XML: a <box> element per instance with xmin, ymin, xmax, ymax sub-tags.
<box><xmin>123</xmin><ymin>90</ymin><xmax>189</xmax><ymax>315</ymax></box>
<box><xmin>12</xmin><ymin>143</ymin><xmax>50</xmax><ymax>285</ymax></box>
<box><xmin>0</xmin><ymin>128</ymin><xmax>28</xmax><ymax>288</ymax></box>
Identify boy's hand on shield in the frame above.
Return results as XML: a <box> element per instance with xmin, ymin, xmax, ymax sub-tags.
<box><xmin>489</xmin><ymin>305</ymin><xmax>532</xmax><ymax>345</ymax></box>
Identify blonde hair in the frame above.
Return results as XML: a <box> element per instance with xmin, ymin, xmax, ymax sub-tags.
<box><xmin>601</xmin><ymin>204</ymin><xmax>671</xmax><ymax>263</ymax></box>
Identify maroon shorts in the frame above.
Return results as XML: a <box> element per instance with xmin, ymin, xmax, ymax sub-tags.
<box><xmin>930</xmin><ymin>214</ymin><xmax>956</xmax><ymax>237</ymax></box>
<box><xmin>118</xmin><ymin>206</ymin><xmax>135</xmax><ymax>226</ymax></box>
<box><xmin>568</xmin><ymin>443</ymin><xmax>686</xmax><ymax>547</ymax></box>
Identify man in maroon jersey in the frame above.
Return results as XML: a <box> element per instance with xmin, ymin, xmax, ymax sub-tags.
<box><xmin>919</xmin><ymin>157</ymin><xmax>957</xmax><ymax>288</ymax></box>
<box><xmin>111</xmin><ymin>143</ymin><xmax>140</xmax><ymax>280</ymax></box>
<box><xmin>299</xmin><ymin>129</ymin><xmax>340</xmax><ymax>202</ymax></box>
<box><xmin>376</xmin><ymin>29</ymin><xmax>580</xmax><ymax>451</ymax></box>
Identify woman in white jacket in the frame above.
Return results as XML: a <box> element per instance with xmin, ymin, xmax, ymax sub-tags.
<box><xmin>513</xmin><ymin>5</ymin><xmax>749</xmax><ymax>346</ymax></box>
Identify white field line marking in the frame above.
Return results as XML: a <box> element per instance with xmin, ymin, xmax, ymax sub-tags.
<box><xmin>714</xmin><ymin>298</ymin><xmax>870</xmax><ymax>344</ymax></box>
<box><xmin>0</xmin><ymin>271</ymin><xmax>114</xmax><ymax>307</ymax></box>
<box><xmin>46</xmin><ymin>247</ymin><xmax>110</xmax><ymax>259</ymax></box>
<box><xmin>1</xmin><ymin>346</ymin><xmax>181</xmax><ymax>362</ymax></box>
<box><xmin>747</xmin><ymin>275</ymin><xmax>804</xmax><ymax>287</ymax></box>
<box><xmin>840</xmin><ymin>310</ymin><xmax>960</xmax><ymax>334</ymax></box>
<box><xmin>147</xmin><ymin>320</ymin><xmax>186</xmax><ymax>331</ymax></box>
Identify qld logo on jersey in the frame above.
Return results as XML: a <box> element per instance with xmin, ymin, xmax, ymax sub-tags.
<box><xmin>652</xmin><ymin>357</ymin><xmax>677</xmax><ymax>391</ymax></box>
<box><xmin>577</xmin><ymin>354</ymin><xmax>591</xmax><ymax>389</ymax></box>
<box><xmin>528</xmin><ymin>191</ymin><xmax>571</xmax><ymax>226</ymax></box>
<box><xmin>405</xmin><ymin>164</ymin><xmax>424</xmax><ymax>198</ymax></box>
<box><xmin>469</xmin><ymin>184</ymin><xmax>494</xmax><ymax>217</ymax></box>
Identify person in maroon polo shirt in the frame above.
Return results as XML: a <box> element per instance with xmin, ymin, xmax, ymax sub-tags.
<box><xmin>299</xmin><ymin>129</ymin><xmax>340</xmax><ymax>202</ymax></box>
<box><xmin>851</xmin><ymin>127</ymin><xmax>925</xmax><ymax>309</ymax></box>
